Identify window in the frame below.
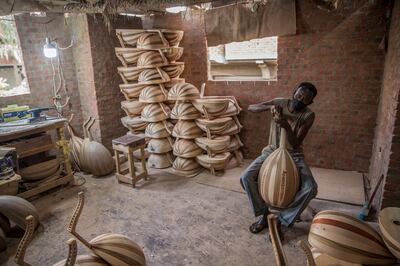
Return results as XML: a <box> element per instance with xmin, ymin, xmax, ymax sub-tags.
<box><xmin>207</xmin><ymin>36</ymin><xmax>278</xmax><ymax>81</ymax></box>
<box><xmin>0</xmin><ymin>16</ymin><xmax>30</xmax><ymax>97</ymax></box>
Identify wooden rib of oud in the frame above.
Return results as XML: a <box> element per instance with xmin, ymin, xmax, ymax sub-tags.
<box><xmin>14</xmin><ymin>215</ymin><xmax>35</xmax><ymax>266</ymax></box>
<box><xmin>268</xmin><ymin>214</ymin><xmax>288</xmax><ymax>266</ymax></box>
<box><xmin>113</xmin><ymin>134</ymin><xmax>148</xmax><ymax>188</ymax></box>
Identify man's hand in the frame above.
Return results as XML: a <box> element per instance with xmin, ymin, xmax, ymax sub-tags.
<box><xmin>272</xmin><ymin>105</ymin><xmax>290</xmax><ymax>130</ymax></box>
<box><xmin>248</xmin><ymin>104</ymin><xmax>269</xmax><ymax>113</ymax></box>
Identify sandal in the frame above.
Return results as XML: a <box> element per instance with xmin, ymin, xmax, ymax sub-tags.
<box><xmin>249</xmin><ymin>215</ymin><xmax>268</xmax><ymax>234</ymax></box>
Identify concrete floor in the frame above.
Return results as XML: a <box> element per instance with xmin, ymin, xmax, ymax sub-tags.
<box><xmin>1</xmin><ymin>164</ymin><xmax>360</xmax><ymax>266</ymax></box>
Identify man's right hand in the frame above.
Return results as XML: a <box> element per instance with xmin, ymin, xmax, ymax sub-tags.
<box><xmin>248</xmin><ymin>104</ymin><xmax>269</xmax><ymax>113</ymax></box>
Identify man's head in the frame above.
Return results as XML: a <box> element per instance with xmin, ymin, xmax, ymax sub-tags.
<box><xmin>290</xmin><ymin>82</ymin><xmax>317</xmax><ymax>111</ymax></box>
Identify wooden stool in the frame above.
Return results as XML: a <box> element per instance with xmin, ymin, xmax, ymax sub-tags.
<box><xmin>112</xmin><ymin>135</ymin><xmax>148</xmax><ymax>187</ymax></box>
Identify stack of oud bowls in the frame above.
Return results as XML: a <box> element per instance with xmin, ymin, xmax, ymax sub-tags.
<box><xmin>168</xmin><ymin>83</ymin><xmax>204</xmax><ymax>177</ymax></box>
<box><xmin>116</xmin><ymin>29</ymin><xmax>185</xmax><ymax>169</ymax></box>
<box><xmin>193</xmin><ymin>94</ymin><xmax>244</xmax><ymax>175</ymax></box>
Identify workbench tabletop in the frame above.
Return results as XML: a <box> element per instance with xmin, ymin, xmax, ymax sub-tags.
<box><xmin>0</xmin><ymin>117</ymin><xmax>67</xmax><ymax>142</ymax></box>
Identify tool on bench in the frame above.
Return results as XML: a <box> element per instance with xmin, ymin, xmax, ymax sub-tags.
<box><xmin>27</xmin><ymin>107</ymin><xmax>55</xmax><ymax>123</ymax></box>
<box><xmin>358</xmin><ymin>174</ymin><xmax>384</xmax><ymax>220</ymax></box>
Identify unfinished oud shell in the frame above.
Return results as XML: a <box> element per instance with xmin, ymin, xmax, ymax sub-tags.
<box><xmin>192</xmin><ymin>98</ymin><xmax>230</xmax><ymax>117</ymax></box>
<box><xmin>81</xmin><ymin>138</ymin><xmax>115</xmax><ymax>177</ymax></box>
<box><xmin>19</xmin><ymin>157</ymin><xmax>59</xmax><ymax>181</ymax></box>
<box><xmin>164</xmin><ymin>78</ymin><xmax>185</xmax><ymax>89</ymax></box>
<box><xmin>196</xmin><ymin>152</ymin><xmax>230</xmax><ymax>171</ymax></box>
<box><xmin>170</xmin><ymin>102</ymin><xmax>201</xmax><ymax>120</ymax></box>
<box><xmin>195</xmin><ymin>136</ymin><xmax>230</xmax><ymax>154</ymax></box>
<box><xmin>68</xmin><ymin>192</ymin><xmax>146</xmax><ymax>266</ymax></box>
<box><xmin>173</xmin><ymin>139</ymin><xmax>203</xmax><ymax>158</ymax></box>
<box><xmin>115</xmin><ymin>48</ymin><xmax>147</xmax><ymax>66</ymax></box>
<box><xmin>117</xmin><ymin>29</ymin><xmax>183</xmax><ymax>48</ymax></box>
<box><xmin>161</xmin><ymin>63</ymin><xmax>185</xmax><ymax>79</ymax></box>
<box><xmin>117</xmin><ymin>67</ymin><xmax>143</xmax><ymax>82</ymax></box>
<box><xmin>148</xmin><ymin>153</ymin><xmax>173</xmax><ymax>169</ymax></box>
<box><xmin>137</xmin><ymin>51</ymin><xmax>168</xmax><ymax>68</ymax></box>
<box><xmin>172</xmin><ymin>157</ymin><xmax>202</xmax><ymax>177</ymax></box>
<box><xmin>145</xmin><ymin>121</ymin><xmax>173</xmax><ymax>139</ymax></box>
<box><xmin>228</xmin><ymin>135</ymin><xmax>244</xmax><ymax>151</ymax></box>
<box><xmin>121</xmin><ymin>100</ymin><xmax>146</xmax><ymax>116</ymax></box>
<box><xmin>138</xmin><ymin>68</ymin><xmax>170</xmax><ymax>84</ymax></box>
<box><xmin>0</xmin><ymin>195</ymin><xmax>39</xmax><ymax>230</ymax></box>
<box><xmin>147</xmin><ymin>138</ymin><xmax>173</xmax><ymax>154</ymax></box>
<box><xmin>172</xmin><ymin>120</ymin><xmax>203</xmax><ymax>139</ymax></box>
<box><xmin>120</xmin><ymin>83</ymin><xmax>147</xmax><ymax>100</ymax></box>
<box><xmin>161</xmin><ymin>47</ymin><xmax>184</xmax><ymax>62</ymax></box>
<box><xmin>196</xmin><ymin>117</ymin><xmax>239</xmax><ymax>136</ymax></box>
<box><xmin>258</xmin><ymin>129</ymin><xmax>299</xmax><ymax>208</ymax></box>
<box><xmin>168</xmin><ymin>83</ymin><xmax>200</xmax><ymax>101</ymax></box>
<box><xmin>121</xmin><ymin>116</ymin><xmax>148</xmax><ymax>132</ymax></box>
<box><xmin>139</xmin><ymin>85</ymin><xmax>168</xmax><ymax>103</ymax></box>
<box><xmin>379</xmin><ymin>207</ymin><xmax>400</xmax><ymax>259</ymax></box>
<box><xmin>137</xmin><ymin>32</ymin><xmax>167</xmax><ymax>49</ymax></box>
<box><xmin>309</xmin><ymin>210</ymin><xmax>395</xmax><ymax>265</ymax></box>
<box><xmin>141</xmin><ymin>103</ymin><xmax>170</xmax><ymax>122</ymax></box>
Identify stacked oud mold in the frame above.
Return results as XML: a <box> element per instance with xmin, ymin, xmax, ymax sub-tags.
<box><xmin>115</xmin><ymin>29</ymin><xmax>185</xmax><ymax>169</ymax></box>
<box><xmin>193</xmin><ymin>84</ymin><xmax>244</xmax><ymax>175</ymax></box>
<box><xmin>168</xmin><ymin>83</ymin><xmax>204</xmax><ymax>177</ymax></box>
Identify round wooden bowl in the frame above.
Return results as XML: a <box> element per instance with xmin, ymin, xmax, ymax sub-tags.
<box><xmin>311</xmin><ymin>247</ymin><xmax>361</xmax><ymax>266</ymax></box>
<box><xmin>148</xmin><ymin>153</ymin><xmax>173</xmax><ymax>169</ymax></box>
<box><xmin>139</xmin><ymin>85</ymin><xmax>168</xmax><ymax>103</ymax></box>
<box><xmin>173</xmin><ymin>139</ymin><xmax>203</xmax><ymax>158</ymax></box>
<box><xmin>137</xmin><ymin>32</ymin><xmax>167</xmax><ymax>49</ymax></box>
<box><xmin>121</xmin><ymin>116</ymin><xmax>148</xmax><ymax>132</ymax></box>
<box><xmin>227</xmin><ymin>134</ymin><xmax>244</xmax><ymax>152</ymax></box>
<box><xmin>137</xmin><ymin>51</ymin><xmax>168</xmax><ymax>68</ymax></box>
<box><xmin>162</xmin><ymin>30</ymin><xmax>184</xmax><ymax>47</ymax></box>
<box><xmin>147</xmin><ymin>138</ymin><xmax>173</xmax><ymax>154</ymax></box>
<box><xmin>115</xmin><ymin>47</ymin><xmax>147</xmax><ymax>66</ymax></box>
<box><xmin>172</xmin><ymin>120</ymin><xmax>203</xmax><ymax>139</ymax></box>
<box><xmin>170</xmin><ymin>102</ymin><xmax>201</xmax><ymax>120</ymax></box>
<box><xmin>172</xmin><ymin>157</ymin><xmax>202</xmax><ymax>177</ymax></box>
<box><xmin>192</xmin><ymin>98</ymin><xmax>230</xmax><ymax>117</ymax></box>
<box><xmin>119</xmin><ymin>83</ymin><xmax>147</xmax><ymax>100</ymax></box>
<box><xmin>141</xmin><ymin>103</ymin><xmax>170</xmax><ymax>122</ymax></box>
<box><xmin>379</xmin><ymin>207</ymin><xmax>400</xmax><ymax>259</ymax></box>
<box><xmin>168</xmin><ymin>83</ymin><xmax>200</xmax><ymax>101</ymax></box>
<box><xmin>219</xmin><ymin>120</ymin><xmax>241</xmax><ymax>136</ymax></box>
<box><xmin>164</xmin><ymin>78</ymin><xmax>185</xmax><ymax>89</ymax></box>
<box><xmin>195</xmin><ymin>117</ymin><xmax>234</xmax><ymax>135</ymax></box>
<box><xmin>121</xmin><ymin>100</ymin><xmax>145</xmax><ymax>116</ymax></box>
<box><xmin>117</xmin><ymin>66</ymin><xmax>143</xmax><ymax>82</ymax></box>
<box><xmin>0</xmin><ymin>195</ymin><xmax>40</xmax><ymax>230</ymax></box>
<box><xmin>89</xmin><ymin>233</ymin><xmax>146</xmax><ymax>265</ymax></box>
<box><xmin>196</xmin><ymin>152</ymin><xmax>231</xmax><ymax>171</ymax></box>
<box><xmin>309</xmin><ymin>210</ymin><xmax>396</xmax><ymax>265</ymax></box>
<box><xmin>116</xmin><ymin>29</ymin><xmax>144</xmax><ymax>47</ymax></box>
<box><xmin>19</xmin><ymin>157</ymin><xmax>59</xmax><ymax>181</ymax></box>
<box><xmin>160</xmin><ymin>47</ymin><xmax>184</xmax><ymax>62</ymax></box>
<box><xmin>145</xmin><ymin>121</ymin><xmax>173</xmax><ymax>139</ymax></box>
<box><xmin>195</xmin><ymin>136</ymin><xmax>230</xmax><ymax>154</ymax></box>
<box><xmin>161</xmin><ymin>63</ymin><xmax>185</xmax><ymax>79</ymax></box>
<box><xmin>218</xmin><ymin>99</ymin><xmax>242</xmax><ymax>118</ymax></box>
<box><xmin>138</xmin><ymin>68</ymin><xmax>170</xmax><ymax>84</ymax></box>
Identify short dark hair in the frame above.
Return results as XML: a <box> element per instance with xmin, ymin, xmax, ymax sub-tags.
<box><xmin>295</xmin><ymin>82</ymin><xmax>317</xmax><ymax>99</ymax></box>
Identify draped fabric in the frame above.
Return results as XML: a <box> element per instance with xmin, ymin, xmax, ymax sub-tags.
<box><xmin>205</xmin><ymin>0</ymin><xmax>296</xmax><ymax>46</ymax></box>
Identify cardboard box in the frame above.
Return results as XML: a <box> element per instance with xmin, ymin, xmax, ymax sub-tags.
<box><xmin>0</xmin><ymin>104</ymin><xmax>31</xmax><ymax>122</ymax></box>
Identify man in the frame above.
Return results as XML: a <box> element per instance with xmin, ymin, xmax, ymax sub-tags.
<box><xmin>240</xmin><ymin>82</ymin><xmax>318</xmax><ymax>237</ymax></box>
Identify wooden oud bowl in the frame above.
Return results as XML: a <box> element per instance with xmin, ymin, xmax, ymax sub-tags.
<box><xmin>196</xmin><ymin>152</ymin><xmax>231</xmax><ymax>171</ymax></box>
<box><xmin>121</xmin><ymin>116</ymin><xmax>148</xmax><ymax>132</ymax></box>
<box><xmin>172</xmin><ymin>120</ymin><xmax>203</xmax><ymax>139</ymax></box>
<box><xmin>173</xmin><ymin>139</ymin><xmax>203</xmax><ymax>158</ymax></box>
<box><xmin>195</xmin><ymin>136</ymin><xmax>230</xmax><ymax>154</ymax></box>
<box><xmin>121</xmin><ymin>100</ymin><xmax>145</xmax><ymax>116</ymax></box>
<box><xmin>148</xmin><ymin>153</ymin><xmax>173</xmax><ymax>169</ymax></box>
<box><xmin>145</xmin><ymin>121</ymin><xmax>173</xmax><ymax>139</ymax></box>
<box><xmin>379</xmin><ymin>207</ymin><xmax>400</xmax><ymax>259</ymax></box>
<box><xmin>161</xmin><ymin>47</ymin><xmax>184</xmax><ymax>62</ymax></box>
<box><xmin>170</xmin><ymin>102</ymin><xmax>201</xmax><ymax>120</ymax></box>
<box><xmin>139</xmin><ymin>84</ymin><xmax>168</xmax><ymax>103</ymax></box>
<box><xmin>168</xmin><ymin>83</ymin><xmax>200</xmax><ymax>101</ymax></box>
<box><xmin>160</xmin><ymin>63</ymin><xmax>185</xmax><ymax>79</ymax></box>
<box><xmin>192</xmin><ymin>98</ymin><xmax>230</xmax><ymax>117</ymax></box>
<box><xmin>19</xmin><ymin>157</ymin><xmax>59</xmax><ymax>181</ymax></box>
<box><xmin>172</xmin><ymin>157</ymin><xmax>202</xmax><ymax>177</ymax></box>
<box><xmin>147</xmin><ymin>138</ymin><xmax>173</xmax><ymax>154</ymax></box>
<box><xmin>119</xmin><ymin>83</ymin><xmax>147</xmax><ymax>100</ymax></box>
<box><xmin>141</xmin><ymin>103</ymin><xmax>170</xmax><ymax>122</ymax></box>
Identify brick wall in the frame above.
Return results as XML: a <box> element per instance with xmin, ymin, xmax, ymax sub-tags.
<box><xmin>142</xmin><ymin>0</ymin><xmax>386</xmax><ymax>173</ymax></box>
<box><xmin>369</xmin><ymin>1</ymin><xmax>400</xmax><ymax>209</ymax></box>
<box><xmin>3</xmin><ymin>13</ymin><xmax>84</xmax><ymax>136</ymax></box>
<box><xmin>86</xmin><ymin>15</ymin><xmax>142</xmax><ymax>149</ymax></box>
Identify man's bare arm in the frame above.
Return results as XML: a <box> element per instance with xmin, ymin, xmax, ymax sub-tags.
<box><xmin>275</xmin><ymin>112</ymin><xmax>315</xmax><ymax>149</ymax></box>
<box><xmin>248</xmin><ymin>99</ymin><xmax>275</xmax><ymax>113</ymax></box>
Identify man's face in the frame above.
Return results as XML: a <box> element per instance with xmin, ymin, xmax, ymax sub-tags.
<box><xmin>293</xmin><ymin>87</ymin><xmax>314</xmax><ymax>106</ymax></box>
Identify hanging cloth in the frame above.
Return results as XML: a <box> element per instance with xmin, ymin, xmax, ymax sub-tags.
<box><xmin>205</xmin><ymin>0</ymin><xmax>296</xmax><ymax>46</ymax></box>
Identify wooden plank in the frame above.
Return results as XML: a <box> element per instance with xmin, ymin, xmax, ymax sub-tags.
<box><xmin>17</xmin><ymin>173</ymin><xmax>73</xmax><ymax>199</ymax></box>
<box><xmin>5</xmin><ymin>134</ymin><xmax>55</xmax><ymax>158</ymax></box>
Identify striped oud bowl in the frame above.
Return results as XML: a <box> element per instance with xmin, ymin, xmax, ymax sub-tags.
<box><xmin>121</xmin><ymin>100</ymin><xmax>146</xmax><ymax>116</ymax></box>
<box><xmin>172</xmin><ymin>120</ymin><xmax>203</xmax><ymax>139</ymax></box>
<box><xmin>139</xmin><ymin>85</ymin><xmax>168</xmax><ymax>103</ymax></box>
<box><xmin>309</xmin><ymin>210</ymin><xmax>396</xmax><ymax>265</ymax></box>
<box><xmin>148</xmin><ymin>153</ymin><xmax>173</xmax><ymax>169</ymax></box>
<box><xmin>379</xmin><ymin>207</ymin><xmax>400</xmax><ymax>259</ymax></box>
<box><xmin>195</xmin><ymin>136</ymin><xmax>230</xmax><ymax>155</ymax></box>
<box><xmin>141</xmin><ymin>103</ymin><xmax>170</xmax><ymax>122</ymax></box>
<box><xmin>147</xmin><ymin>138</ymin><xmax>173</xmax><ymax>154</ymax></box>
<box><xmin>119</xmin><ymin>83</ymin><xmax>147</xmax><ymax>100</ymax></box>
<box><xmin>170</xmin><ymin>102</ymin><xmax>201</xmax><ymax>120</ymax></box>
<box><xmin>196</xmin><ymin>152</ymin><xmax>231</xmax><ymax>171</ymax></box>
<box><xmin>173</xmin><ymin>139</ymin><xmax>203</xmax><ymax>158</ymax></box>
<box><xmin>168</xmin><ymin>83</ymin><xmax>200</xmax><ymax>101</ymax></box>
<box><xmin>160</xmin><ymin>63</ymin><xmax>185</xmax><ymax>79</ymax></box>
<box><xmin>145</xmin><ymin>121</ymin><xmax>173</xmax><ymax>139</ymax></box>
<box><xmin>121</xmin><ymin>116</ymin><xmax>148</xmax><ymax>132</ymax></box>
<box><xmin>172</xmin><ymin>157</ymin><xmax>202</xmax><ymax>177</ymax></box>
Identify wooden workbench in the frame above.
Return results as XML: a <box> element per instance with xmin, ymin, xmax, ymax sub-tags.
<box><xmin>0</xmin><ymin>118</ymin><xmax>73</xmax><ymax>199</ymax></box>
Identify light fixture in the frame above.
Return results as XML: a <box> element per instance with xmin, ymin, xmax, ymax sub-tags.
<box><xmin>119</xmin><ymin>13</ymin><xmax>147</xmax><ymax>17</ymax></box>
<box><xmin>165</xmin><ymin>6</ymin><xmax>187</xmax><ymax>13</ymax></box>
<box><xmin>43</xmin><ymin>38</ymin><xmax>57</xmax><ymax>58</ymax></box>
